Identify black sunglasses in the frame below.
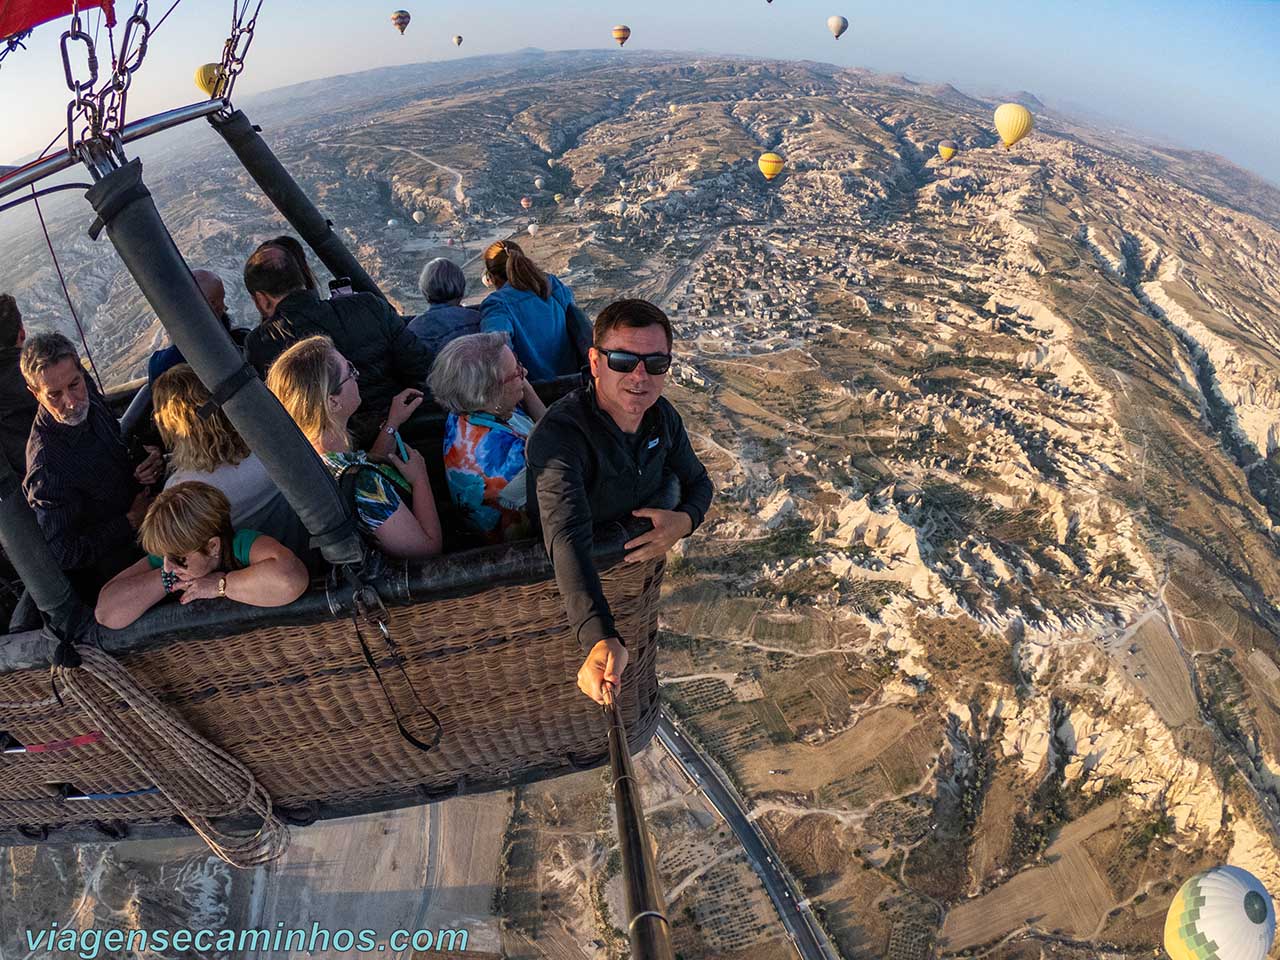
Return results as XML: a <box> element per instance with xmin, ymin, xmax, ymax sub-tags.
<box><xmin>600</xmin><ymin>349</ymin><xmax>672</xmax><ymax>376</ymax></box>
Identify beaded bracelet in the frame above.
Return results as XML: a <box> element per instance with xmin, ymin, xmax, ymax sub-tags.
<box><xmin>161</xmin><ymin>570</ymin><xmax>179</xmax><ymax>594</ymax></box>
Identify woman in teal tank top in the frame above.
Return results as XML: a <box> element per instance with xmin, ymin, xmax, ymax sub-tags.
<box><xmin>95</xmin><ymin>481</ymin><xmax>310</xmax><ymax>630</ymax></box>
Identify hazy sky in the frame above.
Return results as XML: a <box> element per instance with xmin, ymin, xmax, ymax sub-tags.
<box><xmin>3</xmin><ymin>0</ymin><xmax>1278</xmax><ymax>182</ymax></box>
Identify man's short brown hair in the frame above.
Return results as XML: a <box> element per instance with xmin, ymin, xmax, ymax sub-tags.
<box><xmin>243</xmin><ymin>243</ymin><xmax>307</xmax><ymax>300</ymax></box>
<box><xmin>20</xmin><ymin>332</ymin><xmax>79</xmax><ymax>387</ymax></box>
<box><xmin>593</xmin><ymin>298</ymin><xmax>673</xmax><ymax>350</ymax></box>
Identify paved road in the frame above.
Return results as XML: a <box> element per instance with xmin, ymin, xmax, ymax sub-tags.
<box><xmin>655</xmin><ymin>710</ymin><xmax>841</xmax><ymax>960</ymax></box>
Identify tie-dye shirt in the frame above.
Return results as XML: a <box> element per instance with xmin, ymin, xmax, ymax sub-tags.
<box><xmin>442</xmin><ymin>409</ymin><xmax>535</xmax><ymax>543</ymax></box>
<box><xmin>321</xmin><ymin>451</ymin><xmax>411</xmax><ymax>533</ymax></box>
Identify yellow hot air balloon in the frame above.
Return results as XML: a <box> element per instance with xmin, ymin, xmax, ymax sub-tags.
<box><xmin>612</xmin><ymin>25</ymin><xmax>631</xmax><ymax>46</ymax></box>
<box><xmin>758</xmin><ymin>152</ymin><xmax>785</xmax><ymax>181</ymax></box>
<box><xmin>994</xmin><ymin>103</ymin><xmax>1034</xmax><ymax>149</ymax></box>
<box><xmin>938</xmin><ymin>140</ymin><xmax>958</xmax><ymax>162</ymax></box>
<box><xmin>194</xmin><ymin>63</ymin><xmax>227</xmax><ymax>98</ymax></box>
<box><xmin>554</xmin><ymin>193</ymin><xmax>565</xmax><ymax>203</ymax></box>
<box><xmin>391</xmin><ymin>10</ymin><xmax>411</xmax><ymax>34</ymax></box>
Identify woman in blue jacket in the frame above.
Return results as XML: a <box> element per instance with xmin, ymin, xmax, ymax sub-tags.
<box><xmin>479</xmin><ymin>239</ymin><xmax>586</xmax><ymax>381</ymax></box>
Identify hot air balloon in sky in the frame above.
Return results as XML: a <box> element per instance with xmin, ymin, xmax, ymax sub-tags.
<box><xmin>758</xmin><ymin>152</ymin><xmax>785</xmax><ymax>180</ymax></box>
<box><xmin>554</xmin><ymin>193</ymin><xmax>565</xmax><ymax>203</ymax></box>
<box><xmin>412</xmin><ymin>211</ymin><xmax>426</xmax><ymax>224</ymax></box>
<box><xmin>938</xmin><ymin>140</ymin><xmax>958</xmax><ymax>162</ymax></box>
<box><xmin>668</xmin><ymin>104</ymin><xmax>678</xmax><ymax>115</ymax></box>
<box><xmin>994</xmin><ymin>103</ymin><xmax>1034</xmax><ymax>149</ymax></box>
<box><xmin>547</xmin><ymin>158</ymin><xmax>557</xmax><ymax>169</ymax></box>
<box><xmin>527</xmin><ymin>223</ymin><xmax>540</xmax><ymax>236</ymax></box>
<box><xmin>612</xmin><ymin>25</ymin><xmax>631</xmax><ymax>46</ymax></box>
<box><xmin>391</xmin><ymin>10</ymin><xmax>411</xmax><ymax>34</ymax></box>
<box><xmin>387</xmin><ymin>218</ymin><xmax>401</xmax><ymax>227</ymax></box>
<box><xmin>1165</xmin><ymin>867</ymin><xmax>1275</xmax><ymax>960</ymax></box>
<box><xmin>194</xmin><ymin>63</ymin><xmax>227</xmax><ymax>98</ymax></box>
<box><xmin>827</xmin><ymin>15</ymin><xmax>848</xmax><ymax>39</ymax></box>
<box><xmin>534</xmin><ymin>176</ymin><xmax>546</xmax><ymax>190</ymax></box>
<box><xmin>452</xmin><ymin>35</ymin><xmax>463</xmax><ymax>46</ymax></box>
<box><xmin>520</xmin><ymin>196</ymin><xmax>533</xmax><ymax>210</ymax></box>
<box><xmin>574</xmin><ymin>197</ymin><xmax>585</xmax><ymax>209</ymax></box>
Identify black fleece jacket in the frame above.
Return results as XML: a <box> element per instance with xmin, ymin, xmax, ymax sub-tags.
<box><xmin>527</xmin><ymin>382</ymin><xmax>713</xmax><ymax>652</ymax></box>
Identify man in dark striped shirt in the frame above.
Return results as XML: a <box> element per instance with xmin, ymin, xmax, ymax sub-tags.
<box><xmin>21</xmin><ymin>333</ymin><xmax>162</xmax><ymax>604</ymax></box>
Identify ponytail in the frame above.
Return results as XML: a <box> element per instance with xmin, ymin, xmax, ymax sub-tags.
<box><xmin>483</xmin><ymin>240</ymin><xmax>549</xmax><ymax>299</ymax></box>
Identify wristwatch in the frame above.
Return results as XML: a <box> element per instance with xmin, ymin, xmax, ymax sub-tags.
<box><xmin>217</xmin><ymin>575</ymin><xmax>227</xmax><ymax>599</ymax></box>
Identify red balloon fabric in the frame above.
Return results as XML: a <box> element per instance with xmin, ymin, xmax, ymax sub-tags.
<box><xmin>1</xmin><ymin>1</ymin><xmax>116</xmax><ymax>41</ymax></box>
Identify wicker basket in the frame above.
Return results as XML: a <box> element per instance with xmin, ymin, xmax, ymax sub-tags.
<box><xmin>0</xmin><ymin>530</ymin><xmax>665</xmax><ymax>845</ymax></box>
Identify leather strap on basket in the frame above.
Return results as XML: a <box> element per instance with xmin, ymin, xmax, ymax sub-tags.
<box><xmin>350</xmin><ymin>585</ymin><xmax>442</xmax><ymax>754</ymax></box>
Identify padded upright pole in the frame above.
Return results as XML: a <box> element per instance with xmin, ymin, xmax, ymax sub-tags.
<box><xmin>607</xmin><ymin>693</ymin><xmax>676</xmax><ymax>960</ymax></box>
<box><xmin>0</xmin><ymin>456</ymin><xmax>84</xmax><ymax>641</ymax></box>
<box><xmin>83</xmin><ymin>157</ymin><xmax>364</xmax><ymax>567</ymax></box>
<box><xmin>209</xmin><ymin>109</ymin><xmax>385</xmax><ymax>300</ymax></box>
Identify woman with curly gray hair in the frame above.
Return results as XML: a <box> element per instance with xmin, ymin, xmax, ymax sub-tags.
<box><xmin>427</xmin><ymin>332</ymin><xmax>546</xmax><ymax>543</ymax></box>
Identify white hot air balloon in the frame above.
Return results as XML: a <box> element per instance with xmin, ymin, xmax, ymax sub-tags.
<box><xmin>827</xmin><ymin>15</ymin><xmax>849</xmax><ymax>39</ymax></box>
<box><xmin>452</xmin><ymin>34</ymin><xmax>463</xmax><ymax>46</ymax></box>
<box><xmin>527</xmin><ymin>223</ymin><xmax>540</xmax><ymax>235</ymax></box>
<box><xmin>1165</xmin><ymin>866</ymin><xmax>1275</xmax><ymax>960</ymax></box>
<box><xmin>574</xmin><ymin>197</ymin><xmax>585</xmax><ymax>209</ymax></box>
<box><xmin>387</xmin><ymin>218</ymin><xmax>401</xmax><ymax>227</ymax></box>
<box><xmin>534</xmin><ymin>176</ymin><xmax>546</xmax><ymax>191</ymax></box>
<box><xmin>412</xmin><ymin>211</ymin><xmax>426</xmax><ymax>224</ymax></box>
<box><xmin>547</xmin><ymin>158</ymin><xmax>557</xmax><ymax>169</ymax></box>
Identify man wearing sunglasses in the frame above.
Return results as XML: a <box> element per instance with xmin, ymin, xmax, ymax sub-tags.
<box><xmin>527</xmin><ymin>299</ymin><xmax>713</xmax><ymax>705</ymax></box>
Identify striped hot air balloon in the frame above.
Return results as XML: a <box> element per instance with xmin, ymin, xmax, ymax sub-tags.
<box><xmin>994</xmin><ymin>103</ymin><xmax>1034</xmax><ymax>149</ymax></box>
<box><xmin>390</xmin><ymin>10</ymin><xmax>411</xmax><ymax>34</ymax></box>
<box><xmin>1165</xmin><ymin>867</ymin><xmax>1275</xmax><ymax>960</ymax></box>
<box><xmin>758</xmin><ymin>152</ymin><xmax>785</xmax><ymax>181</ymax></box>
<box><xmin>612</xmin><ymin>25</ymin><xmax>631</xmax><ymax>46</ymax></box>
<box><xmin>938</xmin><ymin>140</ymin><xmax>958</xmax><ymax>162</ymax></box>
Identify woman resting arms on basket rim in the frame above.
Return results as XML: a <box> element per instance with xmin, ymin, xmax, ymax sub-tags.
<box><xmin>267</xmin><ymin>335</ymin><xmax>443</xmax><ymax>560</ymax></box>
<box><xmin>95</xmin><ymin>482</ymin><xmax>310</xmax><ymax>629</ymax></box>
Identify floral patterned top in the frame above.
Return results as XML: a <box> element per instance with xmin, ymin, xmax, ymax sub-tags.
<box><xmin>442</xmin><ymin>408</ymin><xmax>535</xmax><ymax>543</ymax></box>
<box><xmin>321</xmin><ymin>450</ymin><xmax>411</xmax><ymax>534</ymax></box>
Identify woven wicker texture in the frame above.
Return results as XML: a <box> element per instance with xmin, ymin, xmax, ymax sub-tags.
<box><xmin>0</xmin><ymin>557</ymin><xmax>665</xmax><ymax>838</ymax></box>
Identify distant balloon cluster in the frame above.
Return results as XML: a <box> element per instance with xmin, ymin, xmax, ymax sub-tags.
<box><xmin>387</xmin><ymin>9</ymin><xmax>460</xmax><ymax>45</ymax></box>
<box><xmin>191</xmin><ymin>8</ymin><xmax>1047</xmax><ymax>243</ymax></box>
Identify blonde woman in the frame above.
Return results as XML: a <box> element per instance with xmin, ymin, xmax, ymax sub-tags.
<box><xmin>95</xmin><ymin>482</ymin><xmax>309</xmax><ymax>630</ymax></box>
<box><xmin>266</xmin><ymin>335</ymin><xmax>443</xmax><ymax>560</ymax></box>
<box><xmin>152</xmin><ymin>364</ymin><xmax>311</xmax><ymax>561</ymax></box>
